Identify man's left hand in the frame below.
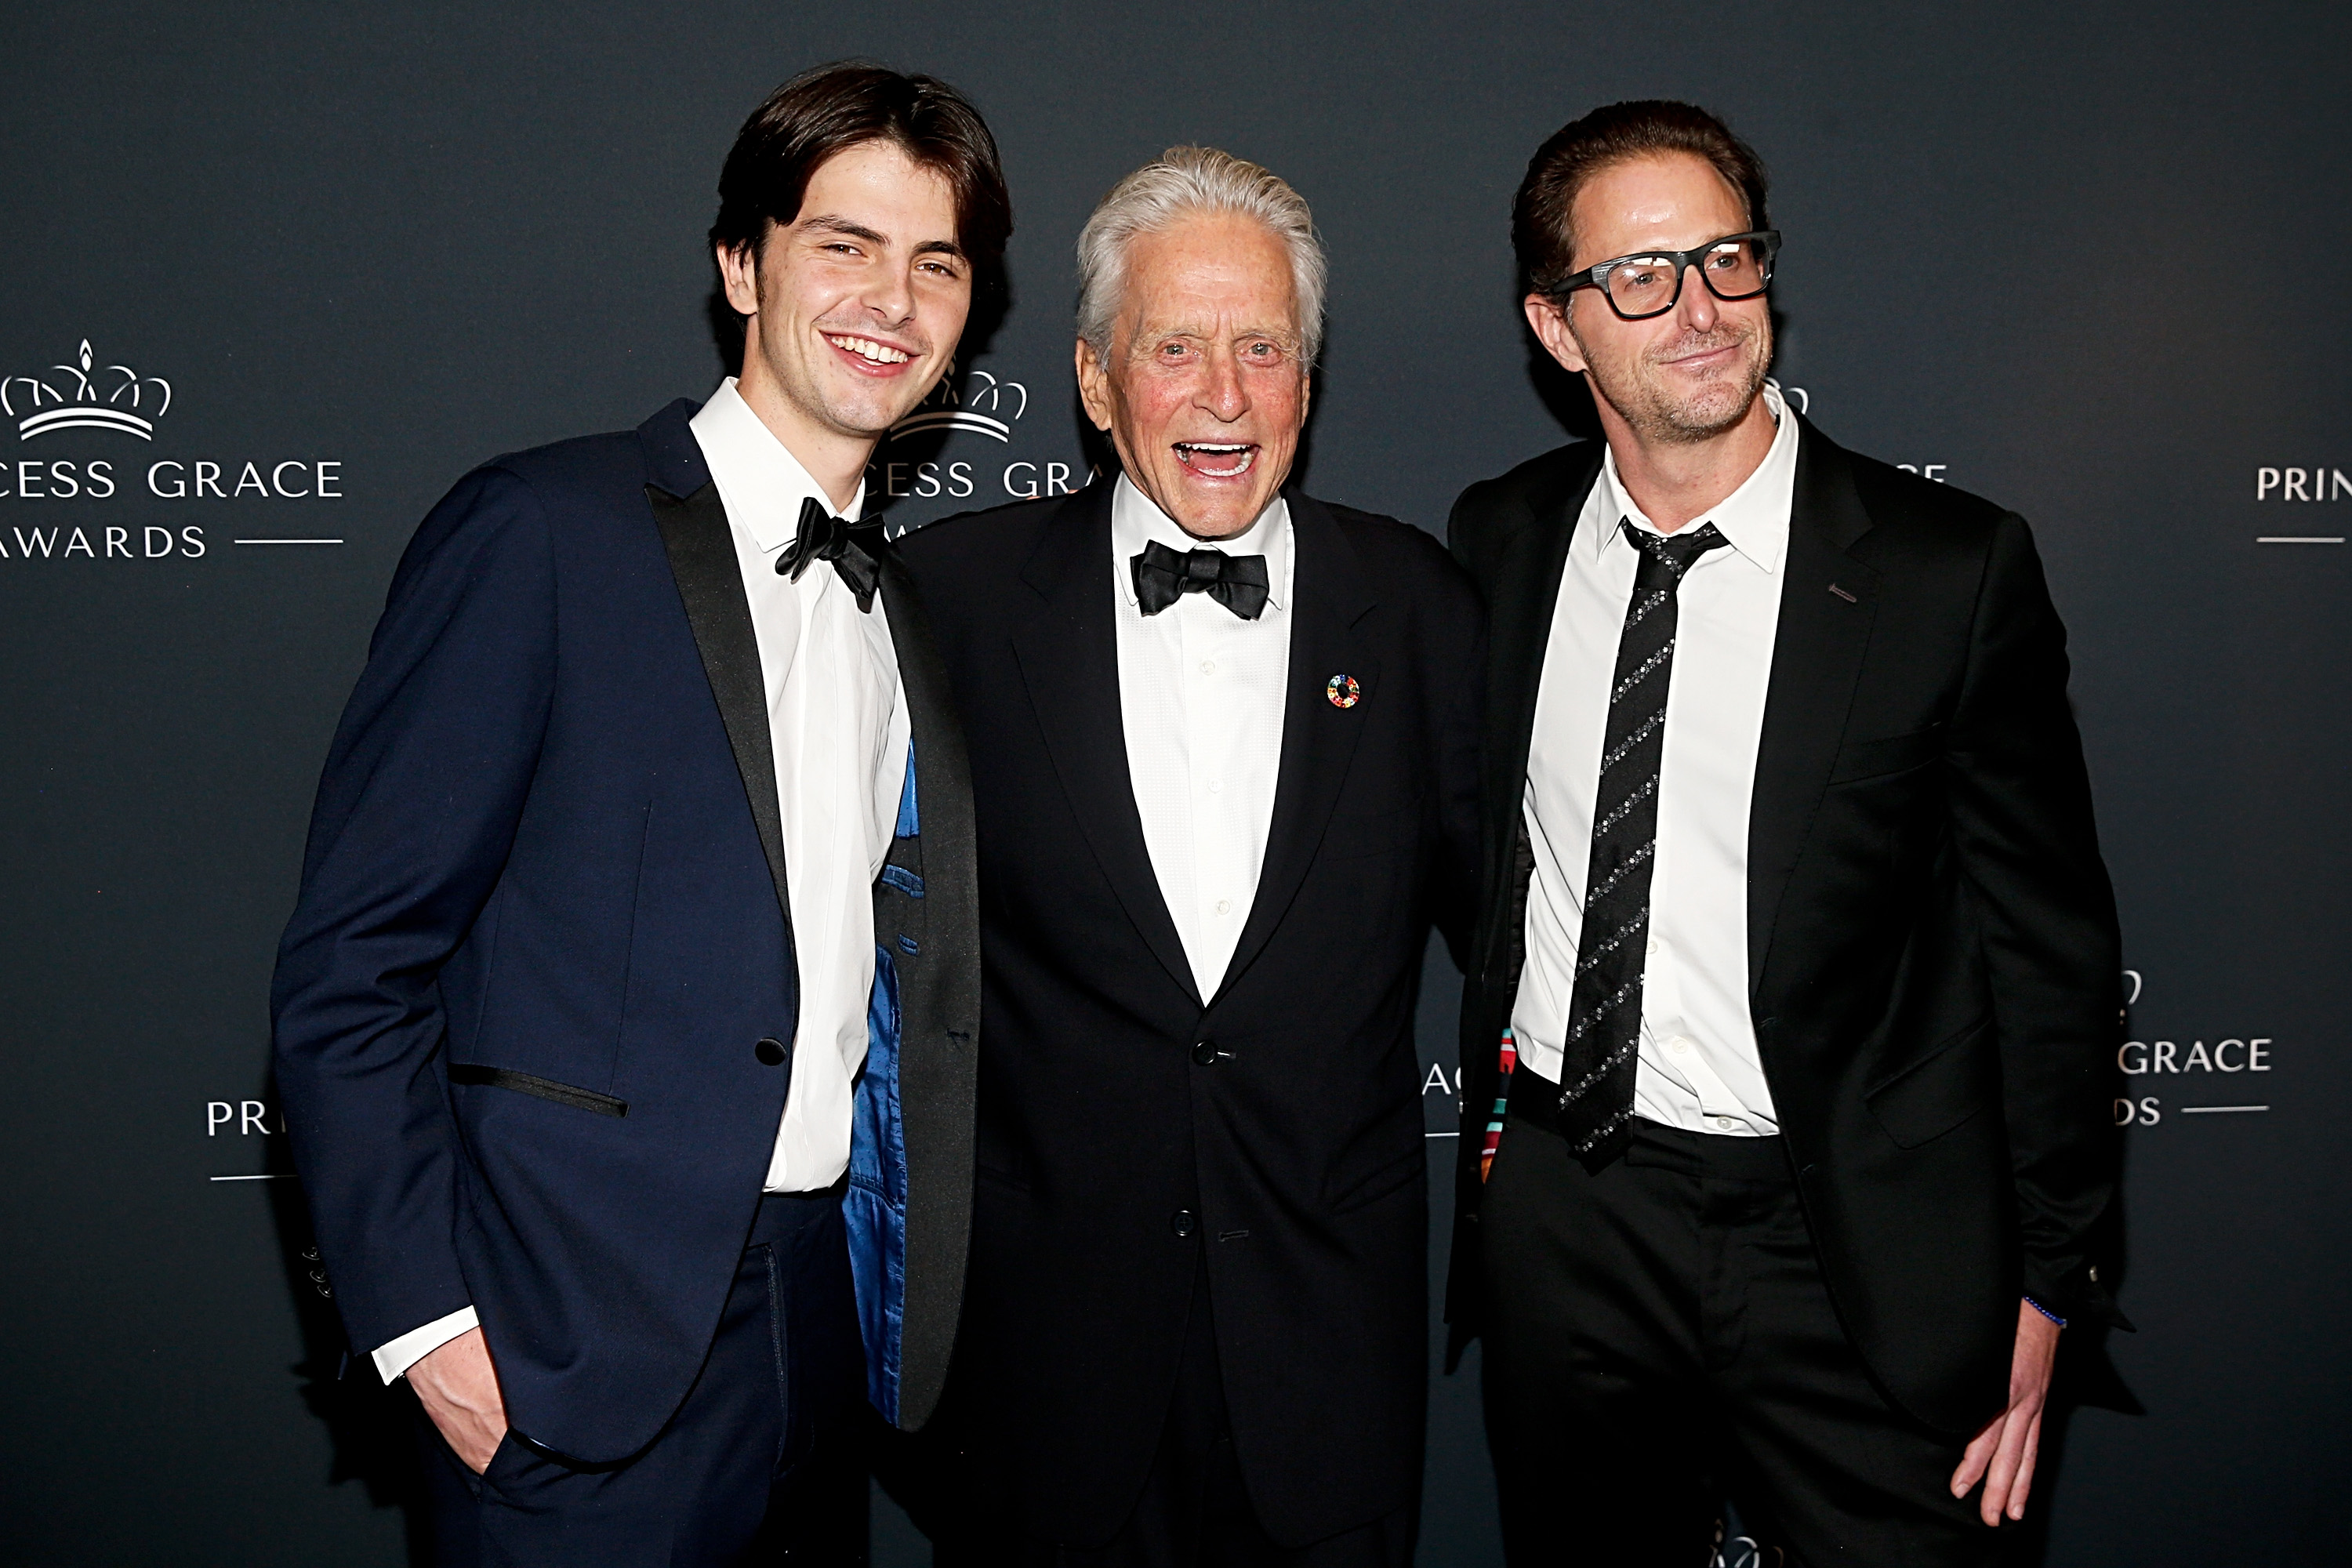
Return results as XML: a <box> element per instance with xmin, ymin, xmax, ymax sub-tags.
<box><xmin>1951</xmin><ymin>1300</ymin><xmax>2060</xmax><ymax>1526</ymax></box>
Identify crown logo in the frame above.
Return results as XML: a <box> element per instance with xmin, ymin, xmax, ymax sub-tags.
<box><xmin>3</xmin><ymin>339</ymin><xmax>173</xmax><ymax>441</ymax></box>
<box><xmin>889</xmin><ymin>362</ymin><xmax>1026</xmax><ymax>444</ymax></box>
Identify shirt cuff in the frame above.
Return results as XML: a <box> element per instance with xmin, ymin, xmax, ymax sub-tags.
<box><xmin>2023</xmin><ymin>1295</ymin><xmax>2067</xmax><ymax>1329</ymax></box>
<box><xmin>372</xmin><ymin>1305</ymin><xmax>480</xmax><ymax>1385</ymax></box>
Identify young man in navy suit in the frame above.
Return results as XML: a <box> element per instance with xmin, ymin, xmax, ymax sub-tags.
<box><xmin>271</xmin><ymin>64</ymin><xmax>999</xmax><ymax>1563</ymax></box>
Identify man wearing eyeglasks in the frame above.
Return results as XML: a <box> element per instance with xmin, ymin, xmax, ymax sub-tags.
<box><xmin>1443</xmin><ymin>101</ymin><xmax>2126</xmax><ymax>1564</ymax></box>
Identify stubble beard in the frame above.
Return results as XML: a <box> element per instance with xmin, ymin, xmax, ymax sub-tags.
<box><xmin>1582</xmin><ymin>318</ymin><xmax>1773</xmax><ymax>448</ymax></box>
<box><xmin>778</xmin><ymin>341</ymin><xmax>934</xmax><ymax>445</ymax></box>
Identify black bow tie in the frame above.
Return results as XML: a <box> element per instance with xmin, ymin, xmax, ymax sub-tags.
<box><xmin>1131</xmin><ymin>539</ymin><xmax>1271</xmax><ymax>620</ymax></box>
<box><xmin>779</xmin><ymin>495</ymin><xmax>882</xmax><ymax>612</ymax></box>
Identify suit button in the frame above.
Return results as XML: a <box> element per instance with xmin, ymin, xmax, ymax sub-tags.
<box><xmin>1171</xmin><ymin>1209</ymin><xmax>1199</xmax><ymax>1239</ymax></box>
<box><xmin>1192</xmin><ymin>1039</ymin><xmax>1219</xmax><ymax>1066</ymax></box>
<box><xmin>753</xmin><ymin>1038</ymin><xmax>787</xmax><ymax>1067</ymax></box>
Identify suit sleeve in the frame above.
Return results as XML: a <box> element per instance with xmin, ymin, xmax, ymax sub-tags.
<box><xmin>1945</xmin><ymin>512</ymin><xmax>2127</xmax><ymax>1330</ymax></box>
<box><xmin>270</xmin><ymin>466</ymin><xmax>558</xmax><ymax>1357</ymax></box>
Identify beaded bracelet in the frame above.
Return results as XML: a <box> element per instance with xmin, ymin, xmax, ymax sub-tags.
<box><xmin>2024</xmin><ymin>1295</ymin><xmax>2067</xmax><ymax>1328</ymax></box>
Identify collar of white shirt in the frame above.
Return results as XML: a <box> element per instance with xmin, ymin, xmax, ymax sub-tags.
<box><xmin>688</xmin><ymin>376</ymin><xmax>866</xmax><ymax>557</ymax></box>
<box><xmin>1593</xmin><ymin>381</ymin><xmax>1798</xmax><ymax>575</ymax></box>
<box><xmin>1111</xmin><ymin>473</ymin><xmax>1292</xmax><ymax>613</ymax></box>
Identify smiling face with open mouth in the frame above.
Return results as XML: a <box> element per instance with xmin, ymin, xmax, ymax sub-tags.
<box><xmin>1077</xmin><ymin>212</ymin><xmax>1308</xmax><ymax>541</ymax></box>
<box><xmin>718</xmin><ymin>139</ymin><xmax>971</xmax><ymax>509</ymax></box>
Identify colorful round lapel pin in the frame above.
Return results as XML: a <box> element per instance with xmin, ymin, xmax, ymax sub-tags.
<box><xmin>1325</xmin><ymin>673</ymin><xmax>1361</xmax><ymax>710</ymax></box>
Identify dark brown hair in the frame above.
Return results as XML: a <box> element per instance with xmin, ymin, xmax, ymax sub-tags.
<box><xmin>710</xmin><ymin>61</ymin><xmax>1013</xmax><ymax>297</ymax></box>
<box><xmin>1512</xmin><ymin>100</ymin><xmax>1769</xmax><ymax>299</ymax></box>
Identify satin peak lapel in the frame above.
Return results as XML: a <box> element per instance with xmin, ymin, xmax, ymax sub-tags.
<box><xmin>1009</xmin><ymin>485</ymin><xmax>1200</xmax><ymax>1006</ymax></box>
<box><xmin>647</xmin><ymin>481</ymin><xmax>793</xmax><ymax>924</ymax></box>
<box><xmin>1217</xmin><ymin>493</ymin><xmax>1378</xmax><ymax>1002</ymax></box>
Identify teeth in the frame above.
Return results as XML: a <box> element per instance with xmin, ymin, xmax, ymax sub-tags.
<box><xmin>1178</xmin><ymin>444</ymin><xmax>1256</xmax><ymax>477</ymax></box>
<box><xmin>826</xmin><ymin>335</ymin><xmax>911</xmax><ymax>364</ymax></box>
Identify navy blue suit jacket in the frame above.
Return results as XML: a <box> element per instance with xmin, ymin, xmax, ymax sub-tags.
<box><xmin>272</xmin><ymin>400</ymin><xmax>979</xmax><ymax>1465</ymax></box>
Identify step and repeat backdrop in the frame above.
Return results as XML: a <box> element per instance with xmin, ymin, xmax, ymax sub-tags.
<box><xmin>2</xmin><ymin>3</ymin><xmax>2343</xmax><ymax>1563</ymax></box>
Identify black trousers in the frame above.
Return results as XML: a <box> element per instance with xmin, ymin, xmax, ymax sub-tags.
<box><xmin>935</xmin><ymin>1258</ymin><xmax>1415</xmax><ymax>1568</ymax></box>
<box><xmin>416</xmin><ymin>1187</ymin><xmax>866</xmax><ymax>1567</ymax></box>
<box><xmin>1480</xmin><ymin>1083</ymin><xmax>2008</xmax><ymax>1567</ymax></box>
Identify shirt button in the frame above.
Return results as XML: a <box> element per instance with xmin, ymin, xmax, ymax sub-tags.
<box><xmin>1668</xmin><ymin>1036</ymin><xmax>1691</xmax><ymax>1055</ymax></box>
<box><xmin>1214</xmin><ymin>898</ymin><xmax>1232</xmax><ymax>916</ymax></box>
<box><xmin>1714</xmin><ymin>1116</ymin><xmax>1736</xmax><ymax>1131</ymax></box>
<box><xmin>1207</xmin><ymin>780</ymin><xmax>1222</xmax><ymax>794</ymax></box>
<box><xmin>1199</xmin><ymin>659</ymin><xmax>1216</xmax><ymax>675</ymax></box>
<box><xmin>1647</xmin><ymin>935</ymin><xmax>1662</xmax><ymax>956</ymax></box>
<box><xmin>1171</xmin><ymin>1209</ymin><xmax>1199</xmax><ymax>1239</ymax></box>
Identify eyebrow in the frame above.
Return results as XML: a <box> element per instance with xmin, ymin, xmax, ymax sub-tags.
<box><xmin>797</xmin><ymin>215</ymin><xmax>890</xmax><ymax>246</ymax></box>
<box><xmin>797</xmin><ymin>215</ymin><xmax>967</xmax><ymax>262</ymax></box>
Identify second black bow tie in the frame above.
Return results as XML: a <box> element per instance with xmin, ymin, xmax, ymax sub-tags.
<box><xmin>1131</xmin><ymin>539</ymin><xmax>1270</xmax><ymax>620</ymax></box>
<box><xmin>779</xmin><ymin>494</ymin><xmax>882</xmax><ymax>612</ymax></box>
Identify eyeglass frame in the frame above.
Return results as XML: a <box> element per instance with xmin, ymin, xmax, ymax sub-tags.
<box><xmin>1557</xmin><ymin>230</ymin><xmax>1782</xmax><ymax>321</ymax></box>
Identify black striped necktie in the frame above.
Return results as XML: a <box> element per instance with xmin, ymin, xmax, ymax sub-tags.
<box><xmin>1553</xmin><ymin>517</ymin><xmax>1729</xmax><ymax>1167</ymax></box>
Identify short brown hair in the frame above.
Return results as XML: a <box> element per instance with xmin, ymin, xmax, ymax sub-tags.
<box><xmin>710</xmin><ymin>61</ymin><xmax>1013</xmax><ymax>298</ymax></box>
<box><xmin>1512</xmin><ymin>100</ymin><xmax>1769</xmax><ymax>299</ymax></box>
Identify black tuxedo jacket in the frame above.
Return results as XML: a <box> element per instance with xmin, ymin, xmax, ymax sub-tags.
<box><xmin>1446</xmin><ymin>418</ymin><xmax>2126</xmax><ymax>1436</ymax></box>
<box><xmin>895</xmin><ymin>481</ymin><xmax>1481</xmax><ymax>1546</ymax></box>
<box><xmin>271</xmin><ymin>401</ymin><xmax>978</xmax><ymax>1461</ymax></box>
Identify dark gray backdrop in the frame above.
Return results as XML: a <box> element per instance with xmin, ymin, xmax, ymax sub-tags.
<box><xmin>2</xmin><ymin>3</ymin><xmax>2344</xmax><ymax>1563</ymax></box>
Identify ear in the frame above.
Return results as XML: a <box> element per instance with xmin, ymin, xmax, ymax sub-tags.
<box><xmin>717</xmin><ymin>240</ymin><xmax>762</xmax><ymax>318</ymax></box>
<box><xmin>1523</xmin><ymin>292</ymin><xmax>1588</xmax><ymax>375</ymax></box>
<box><xmin>1075</xmin><ymin>336</ymin><xmax>1116</xmax><ymax>433</ymax></box>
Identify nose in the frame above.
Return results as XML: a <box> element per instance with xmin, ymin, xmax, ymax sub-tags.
<box><xmin>864</xmin><ymin>261</ymin><xmax>916</xmax><ymax>328</ymax></box>
<box><xmin>1197</xmin><ymin>344</ymin><xmax>1250</xmax><ymax>423</ymax></box>
<box><xmin>1674</xmin><ymin>261</ymin><xmax>1720</xmax><ymax>334</ymax></box>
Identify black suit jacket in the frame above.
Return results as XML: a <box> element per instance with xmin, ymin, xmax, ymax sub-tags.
<box><xmin>1446</xmin><ymin>417</ymin><xmax>2126</xmax><ymax>1436</ymax></box>
<box><xmin>896</xmin><ymin>481</ymin><xmax>1481</xmax><ymax>1546</ymax></box>
<box><xmin>271</xmin><ymin>400</ymin><xmax>977</xmax><ymax>1460</ymax></box>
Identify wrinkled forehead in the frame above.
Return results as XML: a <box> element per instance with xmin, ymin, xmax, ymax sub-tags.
<box><xmin>1113</xmin><ymin>215</ymin><xmax>1302</xmax><ymax>347</ymax></box>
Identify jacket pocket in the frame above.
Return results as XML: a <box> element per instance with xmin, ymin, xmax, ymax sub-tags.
<box><xmin>1864</xmin><ymin>1016</ymin><xmax>1993</xmax><ymax>1149</ymax></box>
<box><xmin>1829</xmin><ymin>724</ymin><xmax>1943</xmax><ymax>784</ymax></box>
<box><xmin>449</xmin><ymin>1063</ymin><xmax>628</xmax><ymax>1118</ymax></box>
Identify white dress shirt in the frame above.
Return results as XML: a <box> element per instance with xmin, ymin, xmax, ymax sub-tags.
<box><xmin>1112</xmin><ymin>474</ymin><xmax>1294</xmax><ymax>1000</ymax></box>
<box><xmin>372</xmin><ymin>379</ymin><xmax>909</xmax><ymax>1382</ymax></box>
<box><xmin>1511</xmin><ymin>384</ymin><xmax>1798</xmax><ymax>1137</ymax></box>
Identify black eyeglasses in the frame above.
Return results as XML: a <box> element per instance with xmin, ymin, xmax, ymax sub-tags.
<box><xmin>1561</xmin><ymin>230</ymin><xmax>1780</xmax><ymax>321</ymax></box>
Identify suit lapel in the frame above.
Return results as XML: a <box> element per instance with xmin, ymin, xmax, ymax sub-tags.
<box><xmin>1473</xmin><ymin>444</ymin><xmax>1602</xmax><ymax>989</ymax></box>
<box><xmin>878</xmin><ymin>548</ymin><xmax>981</xmax><ymax>1034</ymax></box>
<box><xmin>1010</xmin><ymin>484</ymin><xmax>1200</xmax><ymax>1005</ymax></box>
<box><xmin>1213</xmin><ymin>492</ymin><xmax>1378</xmax><ymax>1003</ymax></box>
<box><xmin>873</xmin><ymin>546</ymin><xmax>978</xmax><ymax>1432</ymax></box>
<box><xmin>647</xmin><ymin>479</ymin><xmax>793</xmax><ymax>924</ymax></box>
<box><xmin>1483</xmin><ymin>446</ymin><xmax>1604</xmax><ymax>848</ymax></box>
<box><xmin>1747</xmin><ymin>420</ymin><xmax>1880</xmax><ymax>997</ymax></box>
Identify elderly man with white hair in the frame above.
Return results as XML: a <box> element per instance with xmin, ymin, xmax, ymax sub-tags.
<box><xmin>895</xmin><ymin>147</ymin><xmax>1482</xmax><ymax>1566</ymax></box>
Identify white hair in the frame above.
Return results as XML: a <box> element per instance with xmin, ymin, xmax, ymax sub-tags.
<box><xmin>1076</xmin><ymin>146</ymin><xmax>1327</xmax><ymax>367</ymax></box>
